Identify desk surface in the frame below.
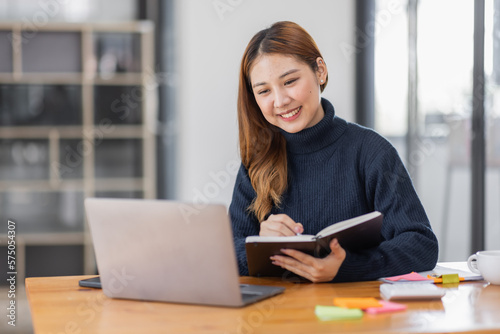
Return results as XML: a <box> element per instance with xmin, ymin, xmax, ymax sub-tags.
<box><xmin>26</xmin><ymin>269</ymin><xmax>500</xmax><ymax>334</ymax></box>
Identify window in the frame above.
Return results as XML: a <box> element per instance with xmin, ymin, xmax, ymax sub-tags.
<box><xmin>374</xmin><ymin>0</ymin><xmax>499</xmax><ymax>260</ymax></box>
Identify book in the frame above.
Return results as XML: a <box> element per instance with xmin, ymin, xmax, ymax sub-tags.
<box><xmin>245</xmin><ymin>211</ymin><xmax>383</xmax><ymax>277</ymax></box>
<box><xmin>378</xmin><ymin>264</ymin><xmax>484</xmax><ymax>284</ymax></box>
<box><xmin>418</xmin><ymin>263</ymin><xmax>483</xmax><ymax>282</ymax></box>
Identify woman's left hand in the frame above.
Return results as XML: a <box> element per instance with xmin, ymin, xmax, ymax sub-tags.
<box><xmin>270</xmin><ymin>238</ymin><xmax>346</xmax><ymax>283</ymax></box>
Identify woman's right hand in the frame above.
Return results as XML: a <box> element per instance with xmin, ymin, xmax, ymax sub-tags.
<box><xmin>259</xmin><ymin>214</ymin><xmax>304</xmax><ymax>237</ymax></box>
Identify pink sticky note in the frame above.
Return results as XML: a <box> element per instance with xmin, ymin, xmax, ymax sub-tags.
<box><xmin>365</xmin><ymin>300</ymin><xmax>407</xmax><ymax>314</ymax></box>
<box><xmin>384</xmin><ymin>272</ymin><xmax>431</xmax><ymax>282</ymax></box>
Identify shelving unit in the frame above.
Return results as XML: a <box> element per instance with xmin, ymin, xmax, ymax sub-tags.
<box><xmin>0</xmin><ymin>21</ymin><xmax>157</xmax><ymax>283</ymax></box>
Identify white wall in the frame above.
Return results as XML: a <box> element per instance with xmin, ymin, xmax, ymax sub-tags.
<box><xmin>173</xmin><ymin>0</ymin><xmax>356</xmax><ymax>206</ymax></box>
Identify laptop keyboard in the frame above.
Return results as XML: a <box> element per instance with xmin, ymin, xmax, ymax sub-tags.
<box><xmin>240</xmin><ymin>284</ymin><xmax>264</xmax><ymax>295</ymax></box>
<box><xmin>240</xmin><ymin>284</ymin><xmax>267</xmax><ymax>303</ymax></box>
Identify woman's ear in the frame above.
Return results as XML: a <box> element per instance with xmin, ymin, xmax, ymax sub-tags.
<box><xmin>316</xmin><ymin>57</ymin><xmax>328</xmax><ymax>84</ymax></box>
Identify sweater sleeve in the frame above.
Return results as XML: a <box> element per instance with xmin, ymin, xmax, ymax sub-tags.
<box><xmin>334</xmin><ymin>135</ymin><xmax>439</xmax><ymax>282</ymax></box>
<box><xmin>229</xmin><ymin>163</ymin><xmax>260</xmax><ymax>276</ymax></box>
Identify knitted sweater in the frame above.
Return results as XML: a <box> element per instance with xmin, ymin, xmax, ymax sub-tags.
<box><xmin>229</xmin><ymin>98</ymin><xmax>439</xmax><ymax>282</ymax></box>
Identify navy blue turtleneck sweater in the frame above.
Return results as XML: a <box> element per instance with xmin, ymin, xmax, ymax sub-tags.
<box><xmin>229</xmin><ymin>98</ymin><xmax>438</xmax><ymax>282</ymax></box>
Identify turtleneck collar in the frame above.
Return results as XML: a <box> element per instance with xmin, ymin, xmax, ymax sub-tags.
<box><xmin>280</xmin><ymin>98</ymin><xmax>346</xmax><ymax>155</ymax></box>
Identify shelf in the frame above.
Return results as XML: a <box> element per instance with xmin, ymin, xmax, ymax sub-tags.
<box><xmin>0</xmin><ymin>178</ymin><xmax>146</xmax><ymax>192</ymax></box>
<box><xmin>93</xmin><ymin>73</ymin><xmax>144</xmax><ymax>85</ymax></box>
<box><xmin>0</xmin><ymin>190</ymin><xmax>85</xmax><ymax>233</ymax></box>
<box><xmin>0</xmin><ymin>20</ymin><xmax>157</xmax><ymax>283</ymax></box>
<box><xmin>22</xmin><ymin>31</ymin><xmax>82</xmax><ymax>73</ymax></box>
<box><xmin>0</xmin><ymin>84</ymin><xmax>82</xmax><ymax>126</ymax></box>
<box><xmin>0</xmin><ymin>73</ymin><xmax>83</xmax><ymax>84</ymax></box>
<box><xmin>0</xmin><ymin>21</ymin><xmax>154</xmax><ymax>32</ymax></box>
<box><xmin>0</xmin><ymin>138</ymin><xmax>50</xmax><ymax>180</ymax></box>
<box><xmin>0</xmin><ymin>232</ymin><xmax>84</xmax><ymax>246</ymax></box>
<box><xmin>0</xmin><ymin>180</ymin><xmax>84</xmax><ymax>192</ymax></box>
<box><xmin>0</xmin><ymin>30</ymin><xmax>13</xmax><ymax>72</ymax></box>
<box><xmin>0</xmin><ymin>73</ymin><xmax>144</xmax><ymax>85</ymax></box>
<box><xmin>0</xmin><ymin>125</ymin><xmax>144</xmax><ymax>138</ymax></box>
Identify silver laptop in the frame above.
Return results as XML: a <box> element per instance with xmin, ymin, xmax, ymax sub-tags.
<box><xmin>84</xmin><ymin>198</ymin><xmax>285</xmax><ymax>307</ymax></box>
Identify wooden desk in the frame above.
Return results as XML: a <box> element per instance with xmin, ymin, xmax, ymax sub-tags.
<box><xmin>26</xmin><ymin>273</ymin><xmax>500</xmax><ymax>334</ymax></box>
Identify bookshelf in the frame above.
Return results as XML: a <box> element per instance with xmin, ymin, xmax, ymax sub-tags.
<box><xmin>0</xmin><ymin>21</ymin><xmax>157</xmax><ymax>283</ymax></box>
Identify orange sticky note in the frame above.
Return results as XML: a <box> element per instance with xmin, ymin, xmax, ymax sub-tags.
<box><xmin>333</xmin><ymin>297</ymin><xmax>382</xmax><ymax>309</ymax></box>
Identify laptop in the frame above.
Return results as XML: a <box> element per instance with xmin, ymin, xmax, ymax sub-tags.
<box><xmin>83</xmin><ymin>198</ymin><xmax>285</xmax><ymax>307</ymax></box>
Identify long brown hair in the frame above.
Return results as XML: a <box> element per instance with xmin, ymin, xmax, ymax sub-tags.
<box><xmin>238</xmin><ymin>21</ymin><xmax>328</xmax><ymax>222</ymax></box>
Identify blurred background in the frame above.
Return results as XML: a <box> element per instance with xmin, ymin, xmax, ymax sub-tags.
<box><xmin>0</xmin><ymin>0</ymin><xmax>499</xmax><ymax>332</ymax></box>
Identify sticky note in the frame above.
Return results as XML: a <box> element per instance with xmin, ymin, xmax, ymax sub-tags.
<box><xmin>441</xmin><ymin>273</ymin><xmax>460</xmax><ymax>284</ymax></box>
<box><xmin>384</xmin><ymin>272</ymin><xmax>432</xmax><ymax>282</ymax></box>
<box><xmin>365</xmin><ymin>300</ymin><xmax>407</xmax><ymax>314</ymax></box>
<box><xmin>315</xmin><ymin>305</ymin><xmax>363</xmax><ymax>321</ymax></box>
<box><xmin>333</xmin><ymin>297</ymin><xmax>382</xmax><ymax>309</ymax></box>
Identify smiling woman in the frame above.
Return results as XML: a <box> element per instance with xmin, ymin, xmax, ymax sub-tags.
<box><xmin>229</xmin><ymin>21</ymin><xmax>439</xmax><ymax>283</ymax></box>
<box><xmin>236</xmin><ymin>21</ymin><xmax>329</xmax><ymax>222</ymax></box>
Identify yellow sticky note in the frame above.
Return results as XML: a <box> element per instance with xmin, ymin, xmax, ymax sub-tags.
<box><xmin>442</xmin><ymin>273</ymin><xmax>460</xmax><ymax>284</ymax></box>
<box><xmin>315</xmin><ymin>305</ymin><xmax>363</xmax><ymax>321</ymax></box>
<box><xmin>333</xmin><ymin>297</ymin><xmax>382</xmax><ymax>309</ymax></box>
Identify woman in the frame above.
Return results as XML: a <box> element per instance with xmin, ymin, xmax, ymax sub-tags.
<box><xmin>229</xmin><ymin>21</ymin><xmax>438</xmax><ymax>283</ymax></box>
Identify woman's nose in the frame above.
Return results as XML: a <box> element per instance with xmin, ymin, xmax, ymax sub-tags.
<box><xmin>273</xmin><ymin>88</ymin><xmax>291</xmax><ymax>109</ymax></box>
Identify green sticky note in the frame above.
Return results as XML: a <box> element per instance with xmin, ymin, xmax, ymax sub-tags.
<box><xmin>314</xmin><ymin>305</ymin><xmax>363</xmax><ymax>321</ymax></box>
<box><xmin>442</xmin><ymin>273</ymin><xmax>460</xmax><ymax>284</ymax></box>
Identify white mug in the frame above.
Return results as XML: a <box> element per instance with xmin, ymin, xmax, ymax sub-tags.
<box><xmin>467</xmin><ymin>250</ymin><xmax>500</xmax><ymax>285</ymax></box>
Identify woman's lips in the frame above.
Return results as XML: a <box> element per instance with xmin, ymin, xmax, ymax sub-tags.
<box><xmin>279</xmin><ymin>106</ymin><xmax>301</xmax><ymax>121</ymax></box>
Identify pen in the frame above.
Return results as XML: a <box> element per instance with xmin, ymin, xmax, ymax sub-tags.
<box><xmin>296</xmin><ymin>223</ymin><xmax>303</xmax><ymax>236</ymax></box>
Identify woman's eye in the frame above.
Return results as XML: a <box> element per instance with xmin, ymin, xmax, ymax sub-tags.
<box><xmin>285</xmin><ymin>78</ymin><xmax>298</xmax><ymax>85</ymax></box>
<box><xmin>258</xmin><ymin>89</ymin><xmax>269</xmax><ymax>95</ymax></box>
